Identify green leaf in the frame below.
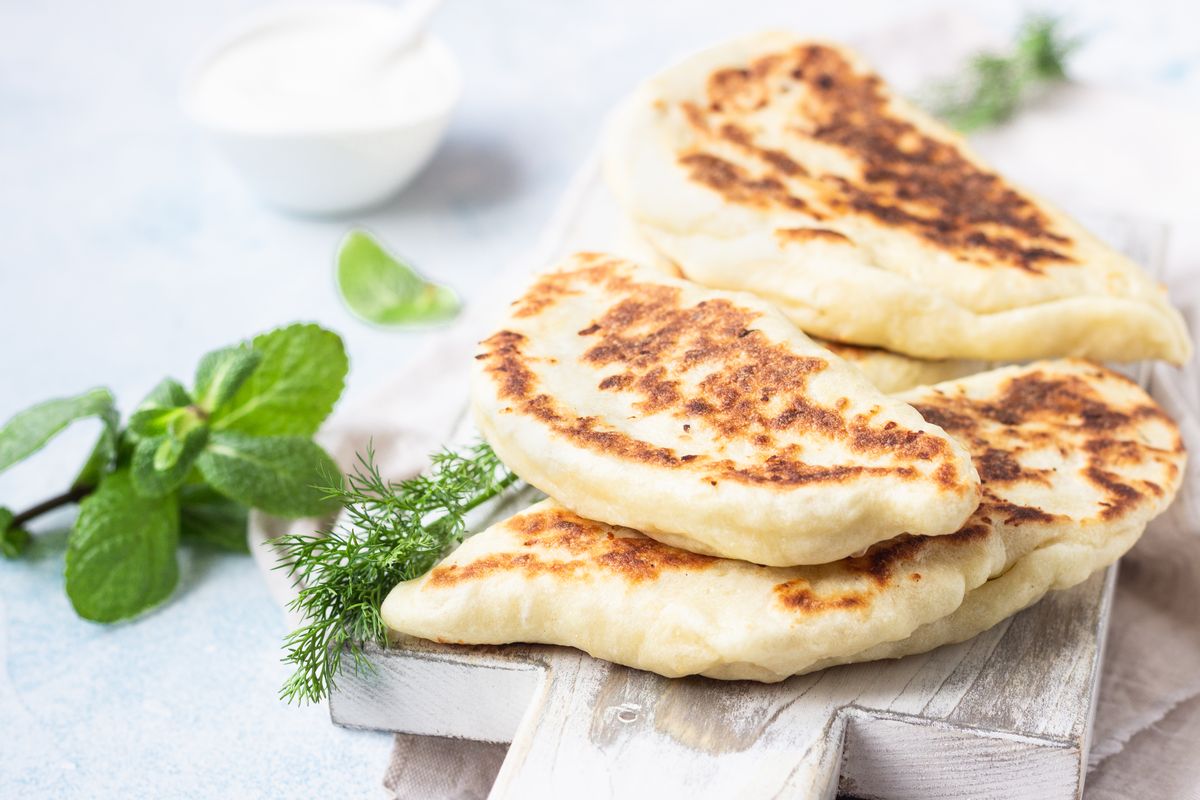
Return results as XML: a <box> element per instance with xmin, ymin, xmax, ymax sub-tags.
<box><xmin>211</xmin><ymin>324</ymin><xmax>348</xmax><ymax>437</ymax></box>
<box><xmin>65</xmin><ymin>469</ymin><xmax>180</xmax><ymax>622</ymax></box>
<box><xmin>922</xmin><ymin>15</ymin><xmax>1079</xmax><ymax>133</ymax></box>
<box><xmin>336</xmin><ymin>230</ymin><xmax>460</xmax><ymax>326</ymax></box>
<box><xmin>0</xmin><ymin>388</ymin><xmax>115</xmax><ymax>475</ymax></box>
<box><xmin>179</xmin><ymin>484</ymin><xmax>250</xmax><ymax>553</ymax></box>
<box><xmin>131</xmin><ymin>425</ymin><xmax>209</xmax><ymax>498</ymax></box>
<box><xmin>194</xmin><ymin>346</ymin><xmax>262</xmax><ymax>414</ymax></box>
<box><xmin>196</xmin><ymin>432</ymin><xmax>340</xmax><ymax>518</ymax></box>
<box><xmin>1</xmin><ymin>507</ymin><xmax>31</xmax><ymax>559</ymax></box>
<box><xmin>72</xmin><ymin>402</ymin><xmax>122</xmax><ymax>489</ymax></box>
<box><xmin>1016</xmin><ymin>15</ymin><xmax>1077</xmax><ymax>81</ymax></box>
<box><xmin>127</xmin><ymin>378</ymin><xmax>192</xmax><ymax>438</ymax></box>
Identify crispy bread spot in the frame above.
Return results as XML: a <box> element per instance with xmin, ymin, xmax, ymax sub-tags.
<box><xmin>845</xmin><ymin>522</ymin><xmax>992</xmax><ymax>586</ymax></box>
<box><xmin>773</xmin><ymin>579</ymin><xmax>868</xmax><ymax>614</ymax></box>
<box><xmin>598</xmin><ymin>374</ymin><xmax>633</xmax><ymax>391</ymax></box>
<box><xmin>430</xmin><ymin>508</ymin><xmax>719</xmax><ymax>588</ymax></box>
<box><xmin>913</xmin><ymin>401</ymin><xmax>978</xmax><ymax>434</ymax></box>
<box><xmin>478</xmin><ymin>331</ymin><xmax>535</xmax><ymax>400</ymax></box>
<box><xmin>845</xmin><ymin>534</ymin><xmax>929</xmax><ymax>585</ymax></box>
<box><xmin>975</xmin><ymin>447</ymin><xmax>1051</xmax><ymax>486</ymax></box>
<box><xmin>681</xmin><ymin>100</ymin><xmax>710</xmax><ymax>132</ymax></box>
<box><xmin>1084</xmin><ymin>438</ymin><xmax>1154</xmax><ymax>464</ymax></box>
<box><xmin>715</xmin><ymin>452</ymin><xmax>900</xmax><ymax>487</ymax></box>
<box><xmin>1085</xmin><ymin>466</ymin><xmax>1143</xmax><ymax>520</ymax></box>
<box><xmin>595</xmin><ymin>536</ymin><xmax>718</xmax><ymax>581</ymax></box>
<box><xmin>980</xmin><ymin>494</ymin><xmax>1059</xmax><ymax>526</ymax></box>
<box><xmin>679</xmin><ymin>153</ymin><xmax>815</xmax><ymax>214</ymax></box>
<box><xmin>634</xmin><ymin>367</ymin><xmax>682</xmax><ymax>413</ymax></box>
<box><xmin>776</xmin><ymin>227</ymin><xmax>852</xmax><ymax>245</ymax></box>
<box><xmin>850</xmin><ymin>420</ymin><xmax>948</xmax><ymax>460</ymax></box>
<box><xmin>707</xmin><ymin>67</ymin><xmax>768</xmax><ymax>111</ymax></box>
<box><xmin>538</xmin><ymin>405</ymin><xmax>683</xmax><ymax>467</ymax></box>
<box><xmin>427</xmin><ymin>553</ymin><xmax>584</xmax><ymax>587</ymax></box>
<box><xmin>984</xmin><ymin>372</ymin><xmax>1131</xmax><ymax>430</ymax></box>
<box><xmin>514</xmin><ymin>509</ymin><xmax>597</xmax><ymax>554</ymax></box>
<box><xmin>720</xmin><ymin>123</ymin><xmax>810</xmax><ymax>177</ymax></box>
<box><xmin>681</xmin><ymin>44</ymin><xmax>1074</xmax><ymax>272</ymax></box>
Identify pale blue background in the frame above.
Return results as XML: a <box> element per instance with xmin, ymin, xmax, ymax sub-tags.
<box><xmin>2</xmin><ymin>1</ymin><xmax>1198</xmax><ymax>796</ymax></box>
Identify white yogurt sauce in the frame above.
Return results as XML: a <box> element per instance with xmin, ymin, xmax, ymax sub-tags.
<box><xmin>186</xmin><ymin>3</ymin><xmax>457</xmax><ymax>134</ymax></box>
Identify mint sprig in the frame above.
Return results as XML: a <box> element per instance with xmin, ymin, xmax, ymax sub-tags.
<box><xmin>0</xmin><ymin>322</ymin><xmax>349</xmax><ymax>622</ymax></box>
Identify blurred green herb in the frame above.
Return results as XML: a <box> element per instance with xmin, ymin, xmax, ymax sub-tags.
<box><xmin>276</xmin><ymin>440</ymin><xmax>517</xmax><ymax>704</ymax></box>
<box><xmin>925</xmin><ymin>15</ymin><xmax>1081</xmax><ymax>132</ymax></box>
<box><xmin>0</xmin><ymin>323</ymin><xmax>348</xmax><ymax>622</ymax></box>
<box><xmin>336</xmin><ymin>230</ymin><xmax>460</xmax><ymax>327</ymax></box>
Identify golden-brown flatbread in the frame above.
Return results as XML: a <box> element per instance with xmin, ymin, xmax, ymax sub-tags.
<box><xmin>604</xmin><ymin>33</ymin><xmax>1190</xmax><ymax>363</ymax></box>
<box><xmin>471</xmin><ymin>252</ymin><xmax>980</xmax><ymax>566</ymax></box>
<box><xmin>386</xmin><ymin>360</ymin><xmax>1185</xmax><ymax>681</ymax></box>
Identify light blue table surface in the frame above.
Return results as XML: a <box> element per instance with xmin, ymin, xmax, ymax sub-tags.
<box><xmin>2</xmin><ymin>0</ymin><xmax>1197</xmax><ymax>796</ymax></box>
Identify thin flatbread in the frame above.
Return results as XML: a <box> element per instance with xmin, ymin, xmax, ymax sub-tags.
<box><xmin>604</xmin><ymin>32</ymin><xmax>1190</xmax><ymax>363</ymax></box>
<box><xmin>385</xmin><ymin>360</ymin><xmax>1184</xmax><ymax>681</ymax></box>
<box><xmin>472</xmin><ymin>252</ymin><xmax>980</xmax><ymax>566</ymax></box>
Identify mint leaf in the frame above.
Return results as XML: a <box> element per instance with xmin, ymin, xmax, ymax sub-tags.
<box><xmin>211</xmin><ymin>324</ymin><xmax>348</xmax><ymax>437</ymax></box>
<box><xmin>143</xmin><ymin>377</ymin><xmax>191</xmax><ymax>408</ymax></box>
<box><xmin>1</xmin><ymin>507</ymin><xmax>31</xmax><ymax>559</ymax></box>
<box><xmin>131</xmin><ymin>425</ymin><xmax>209</xmax><ymax>498</ymax></box>
<box><xmin>194</xmin><ymin>346</ymin><xmax>262</xmax><ymax>413</ymax></box>
<box><xmin>337</xmin><ymin>230</ymin><xmax>460</xmax><ymax>326</ymax></box>
<box><xmin>65</xmin><ymin>470</ymin><xmax>180</xmax><ymax>622</ymax></box>
<box><xmin>128</xmin><ymin>378</ymin><xmax>191</xmax><ymax>438</ymax></box>
<box><xmin>0</xmin><ymin>388</ymin><xmax>116</xmax><ymax>475</ymax></box>
<box><xmin>196</xmin><ymin>432</ymin><xmax>339</xmax><ymax>518</ymax></box>
<box><xmin>72</xmin><ymin>401</ymin><xmax>122</xmax><ymax>489</ymax></box>
<box><xmin>180</xmin><ymin>484</ymin><xmax>249</xmax><ymax>553</ymax></box>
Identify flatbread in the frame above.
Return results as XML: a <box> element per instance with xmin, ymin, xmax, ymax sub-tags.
<box><xmin>616</xmin><ymin>217</ymin><xmax>986</xmax><ymax>392</ymax></box>
<box><xmin>472</xmin><ymin>252</ymin><xmax>980</xmax><ymax>566</ymax></box>
<box><xmin>384</xmin><ymin>360</ymin><xmax>1185</xmax><ymax>681</ymax></box>
<box><xmin>604</xmin><ymin>33</ymin><xmax>1191</xmax><ymax>364</ymax></box>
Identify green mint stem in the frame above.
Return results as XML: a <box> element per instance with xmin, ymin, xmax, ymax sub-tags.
<box><xmin>11</xmin><ymin>484</ymin><xmax>94</xmax><ymax>528</ymax></box>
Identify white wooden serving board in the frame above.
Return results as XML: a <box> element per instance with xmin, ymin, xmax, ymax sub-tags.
<box><xmin>328</xmin><ymin>157</ymin><xmax>1167</xmax><ymax>799</ymax></box>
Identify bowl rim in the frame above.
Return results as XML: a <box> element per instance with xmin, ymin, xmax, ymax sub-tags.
<box><xmin>179</xmin><ymin>1</ymin><xmax>462</xmax><ymax>139</ymax></box>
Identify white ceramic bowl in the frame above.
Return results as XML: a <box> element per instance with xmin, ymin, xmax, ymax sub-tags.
<box><xmin>182</xmin><ymin>6</ymin><xmax>461</xmax><ymax>216</ymax></box>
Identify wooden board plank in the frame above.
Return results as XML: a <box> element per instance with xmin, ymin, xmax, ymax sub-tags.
<box><xmin>331</xmin><ymin>567</ymin><xmax>1114</xmax><ymax>799</ymax></box>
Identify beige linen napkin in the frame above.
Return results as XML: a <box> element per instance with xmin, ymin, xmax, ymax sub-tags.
<box><xmin>251</xmin><ymin>15</ymin><xmax>1200</xmax><ymax>798</ymax></box>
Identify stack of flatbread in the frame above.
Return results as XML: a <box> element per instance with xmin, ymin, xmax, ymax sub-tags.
<box><xmin>382</xmin><ymin>33</ymin><xmax>1188</xmax><ymax>682</ymax></box>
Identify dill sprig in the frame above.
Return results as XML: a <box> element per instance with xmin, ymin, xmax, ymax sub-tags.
<box><xmin>276</xmin><ymin>440</ymin><xmax>518</xmax><ymax>704</ymax></box>
<box><xmin>926</xmin><ymin>15</ymin><xmax>1081</xmax><ymax>133</ymax></box>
